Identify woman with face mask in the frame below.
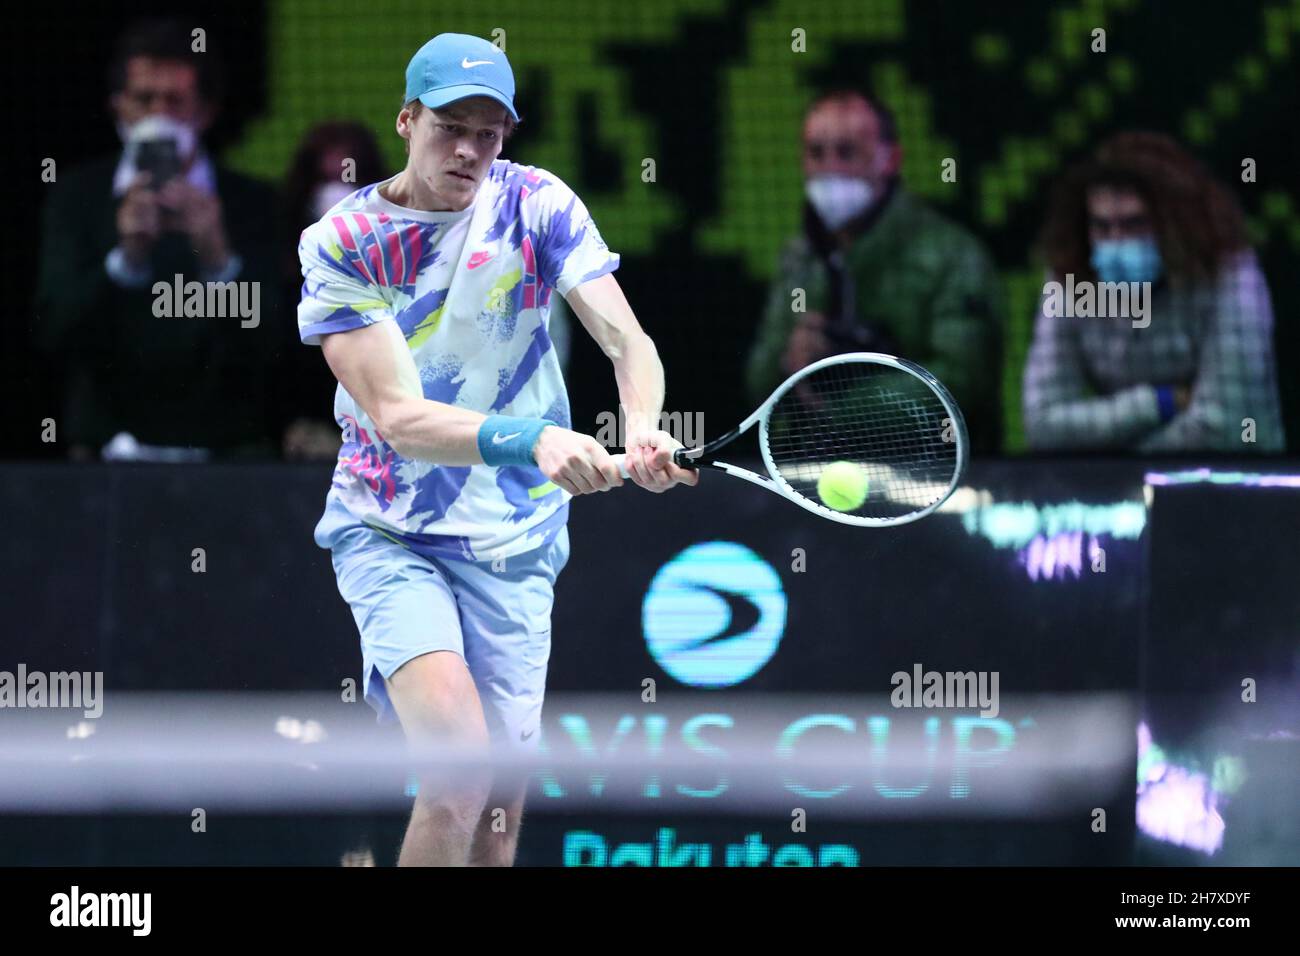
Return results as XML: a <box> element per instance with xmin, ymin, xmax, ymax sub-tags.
<box><xmin>1023</xmin><ymin>131</ymin><xmax>1285</xmax><ymax>452</ymax></box>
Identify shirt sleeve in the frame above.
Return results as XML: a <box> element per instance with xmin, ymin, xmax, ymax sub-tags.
<box><xmin>297</xmin><ymin>219</ymin><xmax>396</xmax><ymax>346</ymax></box>
<box><xmin>104</xmin><ymin>246</ymin><xmax>153</xmax><ymax>289</ymax></box>
<box><xmin>525</xmin><ymin>169</ymin><xmax>620</xmax><ymax>296</ymax></box>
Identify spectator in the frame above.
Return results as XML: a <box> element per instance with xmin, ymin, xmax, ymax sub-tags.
<box><xmin>34</xmin><ymin>17</ymin><xmax>281</xmax><ymax>460</ymax></box>
<box><xmin>279</xmin><ymin>122</ymin><xmax>390</xmax><ymax>460</ymax></box>
<box><xmin>1024</xmin><ymin>131</ymin><xmax>1285</xmax><ymax>453</ymax></box>
<box><xmin>746</xmin><ymin>89</ymin><xmax>1002</xmax><ymax>453</ymax></box>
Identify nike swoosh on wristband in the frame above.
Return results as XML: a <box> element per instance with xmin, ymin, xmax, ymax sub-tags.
<box><xmin>492</xmin><ymin>431</ymin><xmax>523</xmax><ymax>444</ymax></box>
<box><xmin>462</xmin><ymin>58</ymin><xmax>493</xmax><ymax>68</ymax></box>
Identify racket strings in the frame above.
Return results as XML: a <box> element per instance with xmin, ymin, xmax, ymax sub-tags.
<box><xmin>762</xmin><ymin>359</ymin><xmax>961</xmax><ymax>521</ymax></box>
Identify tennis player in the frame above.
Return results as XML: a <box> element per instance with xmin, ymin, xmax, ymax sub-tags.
<box><xmin>297</xmin><ymin>33</ymin><xmax>697</xmax><ymax>866</ymax></box>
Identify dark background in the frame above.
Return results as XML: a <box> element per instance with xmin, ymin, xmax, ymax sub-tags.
<box><xmin>5</xmin><ymin>0</ymin><xmax>1300</xmax><ymax>456</ymax></box>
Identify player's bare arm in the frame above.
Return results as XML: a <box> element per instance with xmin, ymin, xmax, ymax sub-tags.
<box><xmin>321</xmin><ymin>319</ymin><xmax>487</xmax><ymax>465</ymax></box>
<box><xmin>322</xmin><ymin>317</ymin><xmax>623</xmax><ymax>496</ymax></box>
<box><xmin>565</xmin><ymin>272</ymin><xmax>699</xmax><ymax>493</ymax></box>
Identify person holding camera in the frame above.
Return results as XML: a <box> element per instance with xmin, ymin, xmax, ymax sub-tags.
<box><xmin>35</xmin><ymin>18</ymin><xmax>281</xmax><ymax>460</ymax></box>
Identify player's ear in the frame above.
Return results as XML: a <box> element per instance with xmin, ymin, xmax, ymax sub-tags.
<box><xmin>396</xmin><ymin>105</ymin><xmax>416</xmax><ymax>143</ymax></box>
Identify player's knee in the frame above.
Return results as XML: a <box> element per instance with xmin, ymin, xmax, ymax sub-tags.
<box><xmin>387</xmin><ymin>653</ymin><xmax>489</xmax><ymax>744</ymax></box>
<box><xmin>402</xmin><ymin>695</ymin><xmax>490</xmax><ymax>746</ymax></box>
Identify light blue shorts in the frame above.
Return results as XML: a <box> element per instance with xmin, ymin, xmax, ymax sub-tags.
<box><xmin>315</xmin><ymin>500</ymin><xmax>570</xmax><ymax>751</ymax></box>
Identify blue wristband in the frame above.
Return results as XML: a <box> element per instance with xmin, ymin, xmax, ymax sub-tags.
<box><xmin>1154</xmin><ymin>386</ymin><xmax>1178</xmax><ymax>423</ymax></box>
<box><xmin>477</xmin><ymin>416</ymin><xmax>555</xmax><ymax>467</ymax></box>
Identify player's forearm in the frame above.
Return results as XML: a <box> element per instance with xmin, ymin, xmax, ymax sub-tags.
<box><xmin>565</xmin><ymin>273</ymin><xmax>664</xmax><ymax>436</ymax></box>
<box><xmin>374</xmin><ymin>396</ymin><xmax>488</xmax><ymax>465</ymax></box>
<box><xmin>611</xmin><ymin>331</ymin><xmax>665</xmax><ymax>436</ymax></box>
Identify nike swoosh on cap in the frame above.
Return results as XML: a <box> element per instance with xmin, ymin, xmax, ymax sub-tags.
<box><xmin>492</xmin><ymin>431</ymin><xmax>523</xmax><ymax>444</ymax></box>
<box><xmin>462</xmin><ymin>57</ymin><xmax>493</xmax><ymax>68</ymax></box>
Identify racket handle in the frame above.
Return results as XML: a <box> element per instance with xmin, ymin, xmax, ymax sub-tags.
<box><xmin>611</xmin><ymin>448</ymin><xmax>698</xmax><ymax>480</ymax></box>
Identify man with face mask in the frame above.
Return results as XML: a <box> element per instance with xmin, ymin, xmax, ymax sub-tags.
<box><xmin>34</xmin><ymin>18</ymin><xmax>281</xmax><ymax>460</ymax></box>
<box><xmin>746</xmin><ymin>90</ymin><xmax>1003</xmax><ymax>453</ymax></box>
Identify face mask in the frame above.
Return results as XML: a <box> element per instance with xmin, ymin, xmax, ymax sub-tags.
<box><xmin>1091</xmin><ymin>237</ymin><xmax>1163</xmax><ymax>284</ymax></box>
<box><xmin>805</xmin><ymin>174</ymin><xmax>874</xmax><ymax>231</ymax></box>
<box><xmin>311</xmin><ymin>181</ymin><xmax>355</xmax><ymax>219</ymax></box>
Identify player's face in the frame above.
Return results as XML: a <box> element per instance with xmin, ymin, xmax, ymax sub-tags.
<box><xmin>802</xmin><ymin>98</ymin><xmax>897</xmax><ymax>191</ymax></box>
<box><xmin>406</xmin><ymin>98</ymin><xmax>507</xmax><ymax>211</ymax></box>
<box><xmin>1086</xmin><ymin>187</ymin><xmax>1154</xmax><ymax>243</ymax></box>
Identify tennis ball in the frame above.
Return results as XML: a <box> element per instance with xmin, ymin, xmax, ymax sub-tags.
<box><xmin>817</xmin><ymin>461</ymin><xmax>869</xmax><ymax>512</ymax></box>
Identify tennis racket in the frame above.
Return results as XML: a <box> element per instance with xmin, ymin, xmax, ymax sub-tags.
<box><xmin>611</xmin><ymin>352</ymin><xmax>968</xmax><ymax>527</ymax></box>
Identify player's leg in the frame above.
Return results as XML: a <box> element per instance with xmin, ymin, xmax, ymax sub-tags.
<box><xmin>466</xmin><ymin>782</ymin><xmax>528</xmax><ymax>867</ymax></box>
<box><xmin>385</xmin><ymin>650</ymin><xmax>493</xmax><ymax>866</ymax></box>
<box><xmin>321</xmin><ymin>510</ymin><xmax>488</xmax><ymax>866</ymax></box>
<box><xmin>441</xmin><ymin>525</ymin><xmax>571</xmax><ymax>866</ymax></box>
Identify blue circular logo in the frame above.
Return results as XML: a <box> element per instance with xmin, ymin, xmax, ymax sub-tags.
<box><xmin>642</xmin><ymin>541</ymin><xmax>787</xmax><ymax>688</ymax></box>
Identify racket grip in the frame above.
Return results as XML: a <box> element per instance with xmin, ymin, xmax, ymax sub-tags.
<box><xmin>611</xmin><ymin>448</ymin><xmax>697</xmax><ymax>480</ymax></box>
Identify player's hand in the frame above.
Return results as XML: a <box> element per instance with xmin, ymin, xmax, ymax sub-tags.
<box><xmin>533</xmin><ymin>426</ymin><xmax>624</xmax><ymax>495</ymax></box>
<box><xmin>623</xmin><ymin>429</ymin><xmax>700</xmax><ymax>493</ymax></box>
<box><xmin>116</xmin><ymin>174</ymin><xmax>162</xmax><ymax>266</ymax></box>
<box><xmin>781</xmin><ymin>310</ymin><xmax>832</xmax><ymax>376</ymax></box>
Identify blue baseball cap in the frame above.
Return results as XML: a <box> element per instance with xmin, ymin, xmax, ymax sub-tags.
<box><xmin>404</xmin><ymin>33</ymin><xmax>518</xmax><ymax>121</ymax></box>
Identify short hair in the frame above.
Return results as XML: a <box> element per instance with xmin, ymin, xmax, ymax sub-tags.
<box><xmin>405</xmin><ymin>98</ymin><xmax>519</xmax><ymax>142</ymax></box>
<box><xmin>807</xmin><ymin>89</ymin><xmax>898</xmax><ymax>146</ymax></box>
<box><xmin>108</xmin><ymin>17</ymin><xmax>225</xmax><ymax>103</ymax></box>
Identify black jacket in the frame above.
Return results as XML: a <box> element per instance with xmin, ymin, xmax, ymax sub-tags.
<box><xmin>34</xmin><ymin>155</ymin><xmax>285</xmax><ymax>454</ymax></box>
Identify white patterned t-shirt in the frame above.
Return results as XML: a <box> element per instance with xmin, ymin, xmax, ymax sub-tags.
<box><xmin>297</xmin><ymin>160</ymin><xmax>619</xmax><ymax>561</ymax></box>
